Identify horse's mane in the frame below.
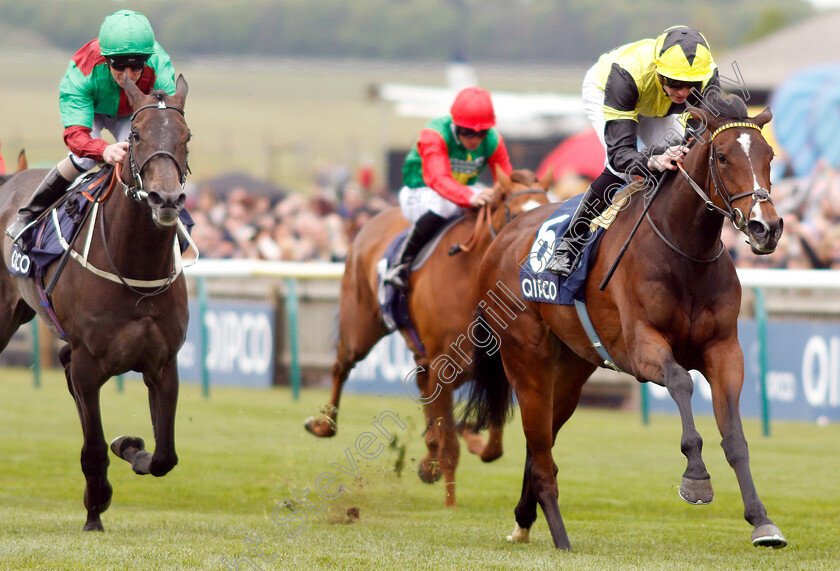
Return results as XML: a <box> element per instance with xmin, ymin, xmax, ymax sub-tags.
<box><xmin>699</xmin><ymin>90</ymin><xmax>749</xmax><ymax>121</ymax></box>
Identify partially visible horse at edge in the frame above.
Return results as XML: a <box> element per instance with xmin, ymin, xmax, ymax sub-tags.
<box><xmin>305</xmin><ymin>168</ymin><xmax>552</xmax><ymax>507</ymax></box>
<box><xmin>0</xmin><ymin>75</ymin><xmax>190</xmax><ymax>531</ymax></box>
<box><xmin>463</xmin><ymin>93</ymin><xmax>788</xmax><ymax>549</ymax></box>
<box><xmin>0</xmin><ymin>149</ymin><xmax>29</xmax><ymax>185</ymax></box>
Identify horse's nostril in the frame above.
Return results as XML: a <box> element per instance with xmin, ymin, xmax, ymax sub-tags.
<box><xmin>748</xmin><ymin>220</ymin><xmax>768</xmax><ymax>239</ymax></box>
<box><xmin>147</xmin><ymin>192</ymin><xmax>164</xmax><ymax>207</ymax></box>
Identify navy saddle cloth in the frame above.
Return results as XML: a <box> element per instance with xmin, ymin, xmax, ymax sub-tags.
<box><xmin>377</xmin><ymin>228</ymin><xmax>413</xmax><ymax>333</ymax></box>
<box><xmin>519</xmin><ymin>193</ymin><xmax>606</xmax><ymax>305</ymax></box>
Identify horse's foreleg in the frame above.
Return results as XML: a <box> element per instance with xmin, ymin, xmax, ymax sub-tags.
<box><xmin>111</xmin><ymin>361</ymin><xmax>179</xmax><ymax>477</ymax></box>
<box><xmin>661</xmin><ymin>359</ymin><xmax>714</xmax><ymax>504</ymax></box>
<box><xmin>67</xmin><ymin>349</ymin><xmax>112</xmax><ymax>531</ymax></box>
<box><xmin>305</xmin><ymin>309</ymin><xmax>385</xmax><ymax>438</ymax></box>
<box><xmin>704</xmin><ymin>344</ymin><xmax>787</xmax><ymax>548</ymax></box>
<box><xmin>144</xmin><ymin>360</ymin><xmax>179</xmax><ymax>476</ymax></box>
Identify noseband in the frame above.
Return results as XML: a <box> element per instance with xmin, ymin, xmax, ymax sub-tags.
<box><xmin>122</xmin><ymin>94</ymin><xmax>189</xmax><ymax>201</ymax></box>
<box><xmin>503</xmin><ymin>188</ymin><xmax>548</xmax><ymax>227</ymax></box>
<box><xmin>678</xmin><ymin>121</ymin><xmax>772</xmax><ymax>233</ymax></box>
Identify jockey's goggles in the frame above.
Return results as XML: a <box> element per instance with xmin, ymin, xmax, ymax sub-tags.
<box><xmin>456</xmin><ymin>126</ymin><xmax>489</xmax><ymax>139</ymax></box>
<box><xmin>107</xmin><ymin>54</ymin><xmax>149</xmax><ymax>72</ymax></box>
<box><xmin>661</xmin><ymin>76</ymin><xmax>702</xmax><ymax>92</ymax></box>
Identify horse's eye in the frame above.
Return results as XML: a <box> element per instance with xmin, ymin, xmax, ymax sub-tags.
<box><xmin>131</xmin><ymin>130</ymin><xmax>141</xmax><ymax>142</ymax></box>
<box><xmin>716</xmin><ymin>153</ymin><xmax>727</xmax><ymax>164</ymax></box>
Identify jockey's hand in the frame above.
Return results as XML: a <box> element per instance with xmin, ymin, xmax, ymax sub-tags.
<box><xmin>647</xmin><ymin>145</ymin><xmax>689</xmax><ymax>172</ymax></box>
<box><xmin>103</xmin><ymin>142</ymin><xmax>129</xmax><ymax>166</ymax></box>
<box><xmin>469</xmin><ymin>190</ymin><xmax>494</xmax><ymax>208</ymax></box>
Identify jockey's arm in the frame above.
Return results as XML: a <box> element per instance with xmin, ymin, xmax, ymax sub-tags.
<box><xmin>418</xmin><ymin>130</ymin><xmax>474</xmax><ymax>207</ymax></box>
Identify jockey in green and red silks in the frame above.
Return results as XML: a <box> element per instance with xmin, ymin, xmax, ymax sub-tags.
<box><xmin>7</xmin><ymin>9</ymin><xmax>176</xmax><ymax>249</ymax></box>
<box><xmin>384</xmin><ymin>87</ymin><xmax>513</xmax><ymax>290</ymax></box>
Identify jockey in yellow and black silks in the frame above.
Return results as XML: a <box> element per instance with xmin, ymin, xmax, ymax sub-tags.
<box><xmin>546</xmin><ymin>26</ymin><xmax>720</xmax><ymax>276</ymax></box>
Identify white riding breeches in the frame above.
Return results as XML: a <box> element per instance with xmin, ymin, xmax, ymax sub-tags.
<box><xmin>398</xmin><ymin>185</ymin><xmax>484</xmax><ymax>223</ymax></box>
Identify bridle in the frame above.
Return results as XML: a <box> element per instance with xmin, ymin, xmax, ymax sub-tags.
<box><xmin>501</xmin><ymin>188</ymin><xmax>548</xmax><ymax>232</ymax></box>
<box><xmin>677</xmin><ymin>121</ymin><xmax>773</xmax><ymax>233</ymax></box>
<box><xmin>121</xmin><ymin>93</ymin><xmax>189</xmax><ymax>202</ymax></box>
<box><xmin>449</xmin><ymin>184</ymin><xmax>547</xmax><ymax>255</ymax></box>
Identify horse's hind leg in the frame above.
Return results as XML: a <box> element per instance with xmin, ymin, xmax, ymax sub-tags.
<box><xmin>65</xmin><ymin>348</ymin><xmax>112</xmax><ymax>531</ymax></box>
<box><xmin>509</xmin><ymin>347</ymin><xmax>593</xmax><ymax>548</ymax></box>
<box><xmin>111</xmin><ymin>360</ymin><xmax>179</xmax><ymax>477</ymax></box>
<box><xmin>704</xmin><ymin>342</ymin><xmax>786</xmax><ymax>548</ymax></box>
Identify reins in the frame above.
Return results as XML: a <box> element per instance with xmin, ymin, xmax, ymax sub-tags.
<box><xmin>449</xmin><ymin>188</ymin><xmax>547</xmax><ymax>256</ymax></box>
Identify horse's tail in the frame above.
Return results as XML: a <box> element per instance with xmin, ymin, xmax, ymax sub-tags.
<box><xmin>460</xmin><ymin>307</ymin><xmax>514</xmax><ymax>431</ymax></box>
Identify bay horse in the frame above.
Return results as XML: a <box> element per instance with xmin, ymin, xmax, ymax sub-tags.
<box><xmin>462</xmin><ymin>93</ymin><xmax>788</xmax><ymax>549</ymax></box>
<box><xmin>305</xmin><ymin>168</ymin><xmax>552</xmax><ymax>506</ymax></box>
<box><xmin>0</xmin><ymin>75</ymin><xmax>190</xmax><ymax>531</ymax></box>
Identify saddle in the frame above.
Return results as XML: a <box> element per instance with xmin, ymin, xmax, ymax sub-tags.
<box><xmin>376</xmin><ymin>216</ymin><xmax>464</xmax><ymax>354</ymax></box>
<box><xmin>519</xmin><ymin>185</ymin><xmax>635</xmax><ymax>306</ymax></box>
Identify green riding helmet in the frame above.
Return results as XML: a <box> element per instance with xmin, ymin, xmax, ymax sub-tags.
<box><xmin>98</xmin><ymin>9</ymin><xmax>156</xmax><ymax>56</ymax></box>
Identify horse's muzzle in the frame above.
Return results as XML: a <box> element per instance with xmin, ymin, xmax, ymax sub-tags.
<box><xmin>748</xmin><ymin>217</ymin><xmax>783</xmax><ymax>254</ymax></box>
<box><xmin>148</xmin><ymin>190</ymin><xmax>186</xmax><ymax>227</ymax></box>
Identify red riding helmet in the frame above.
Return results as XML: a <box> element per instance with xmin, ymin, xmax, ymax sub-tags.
<box><xmin>450</xmin><ymin>87</ymin><xmax>496</xmax><ymax>131</ymax></box>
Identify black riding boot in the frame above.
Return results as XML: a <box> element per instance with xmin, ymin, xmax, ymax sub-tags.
<box><xmin>545</xmin><ymin>188</ymin><xmax>605</xmax><ymax>276</ymax></box>
<box><xmin>6</xmin><ymin>166</ymin><xmax>73</xmax><ymax>248</ymax></box>
<box><xmin>384</xmin><ymin>211</ymin><xmax>447</xmax><ymax>290</ymax></box>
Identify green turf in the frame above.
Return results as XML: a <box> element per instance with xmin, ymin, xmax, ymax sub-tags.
<box><xmin>0</xmin><ymin>367</ymin><xmax>837</xmax><ymax>570</ymax></box>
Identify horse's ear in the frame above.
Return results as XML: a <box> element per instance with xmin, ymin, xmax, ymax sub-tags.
<box><xmin>495</xmin><ymin>165</ymin><xmax>511</xmax><ymax>193</ymax></box>
<box><xmin>17</xmin><ymin>149</ymin><xmax>27</xmax><ymax>172</ymax></box>
<box><xmin>173</xmin><ymin>74</ymin><xmax>189</xmax><ymax>106</ymax></box>
<box><xmin>123</xmin><ymin>76</ymin><xmax>144</xmax><ymax>109</ymax></box>
<box><xmin>685</xmin><ymin>105</ymin><xmax>721</xmax><ymax>142</ymax></box>
<box><xmin>751</xmin><ymin>107</ymin><xmax>772</xmax><ymax>128</ymax></box>
<box><xmin>538</xmin><ymin>166</ymin><xmax>554</xmax><ymax>191</ymax></box>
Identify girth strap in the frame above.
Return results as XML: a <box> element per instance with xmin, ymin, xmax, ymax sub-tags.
<box><xmin>574</xmin><ymin>299</ymin><xmax>626</xmax><ymax>373</ymax></box>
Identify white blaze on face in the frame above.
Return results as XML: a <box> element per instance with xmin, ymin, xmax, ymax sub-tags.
<box><xmin>736</xmin><ymin>131</ymin><xmax>766</xmax><ymax>223</ymax></box>
<box><xmin>521</xmin><ymin>199</ymin><xmax>542</xmax><ymax>211</ymax></box>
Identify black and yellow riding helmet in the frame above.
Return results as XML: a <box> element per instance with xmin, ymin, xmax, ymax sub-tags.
<box><xmin>653</xmin><ymin>26</ymin><xmax>716</xmax><ymax>83</ymax></box>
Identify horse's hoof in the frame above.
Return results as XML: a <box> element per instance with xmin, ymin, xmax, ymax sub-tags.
<box><xmin>480</xmin><ymin>448</ymin><xmax>503</xmax><ymax>463</ymax></box>
<box><xmin>304</xmin><ymin>417</ymin><xmax>337</xmax><ymax>438</ymax></box>
<box><xmin>83</xmin><ymin>520</ymin><xmax>104</xmax><ymax>532</ymax></box>
<box><xmin>110</xmin><ymin>435</ymin><xmax>145</xmax><ymax>458</ymax></box>
<box><xmin>417</xmin><ymin>459</ymin><xmax>442</xmax><ymax>483</ymax></box>
<box><xmin>752</xmin><ymin>524</ymin><xmax>787</xmax><ymax>548</ymax></box>
<box><xmin>679</xmin><ymin>476</ymin><xmax>714</xmax><ymax>505</ymax></box>
<box><xmin>506</xmin><ymin>522</ymin><xmax>530</xmax><ymax>543</ymax></box>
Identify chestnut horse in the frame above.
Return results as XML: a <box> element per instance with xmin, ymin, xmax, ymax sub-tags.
<box><xmin>305</xmin><ymin>169</ymin><xmax>551</xmax><ymax>506</ymax></box>
<box><xmin>0</xmin><ymin>76</ymin><xmax>190</xmax><ymax>531</ymax></box>
<box><xmin>463</xmin><ymin>93</ymin><xmax>788</xmax><ymax>549</ymax></box>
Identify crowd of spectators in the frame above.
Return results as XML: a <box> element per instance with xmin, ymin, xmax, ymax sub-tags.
<box><xmin>185</xmin><ymin>156</ymin><xmax>840</xmax><ymax>270</ymax></box>
<box><xmin>187</xmin><ymin>162</ymin><xmax>394</xmax><ymax>262</ymax></box>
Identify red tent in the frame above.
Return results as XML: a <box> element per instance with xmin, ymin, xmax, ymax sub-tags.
<box><xmin>537</xmin><ymin>128</ymin><xmax>605</xmax><ymax>181</ymax></box>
